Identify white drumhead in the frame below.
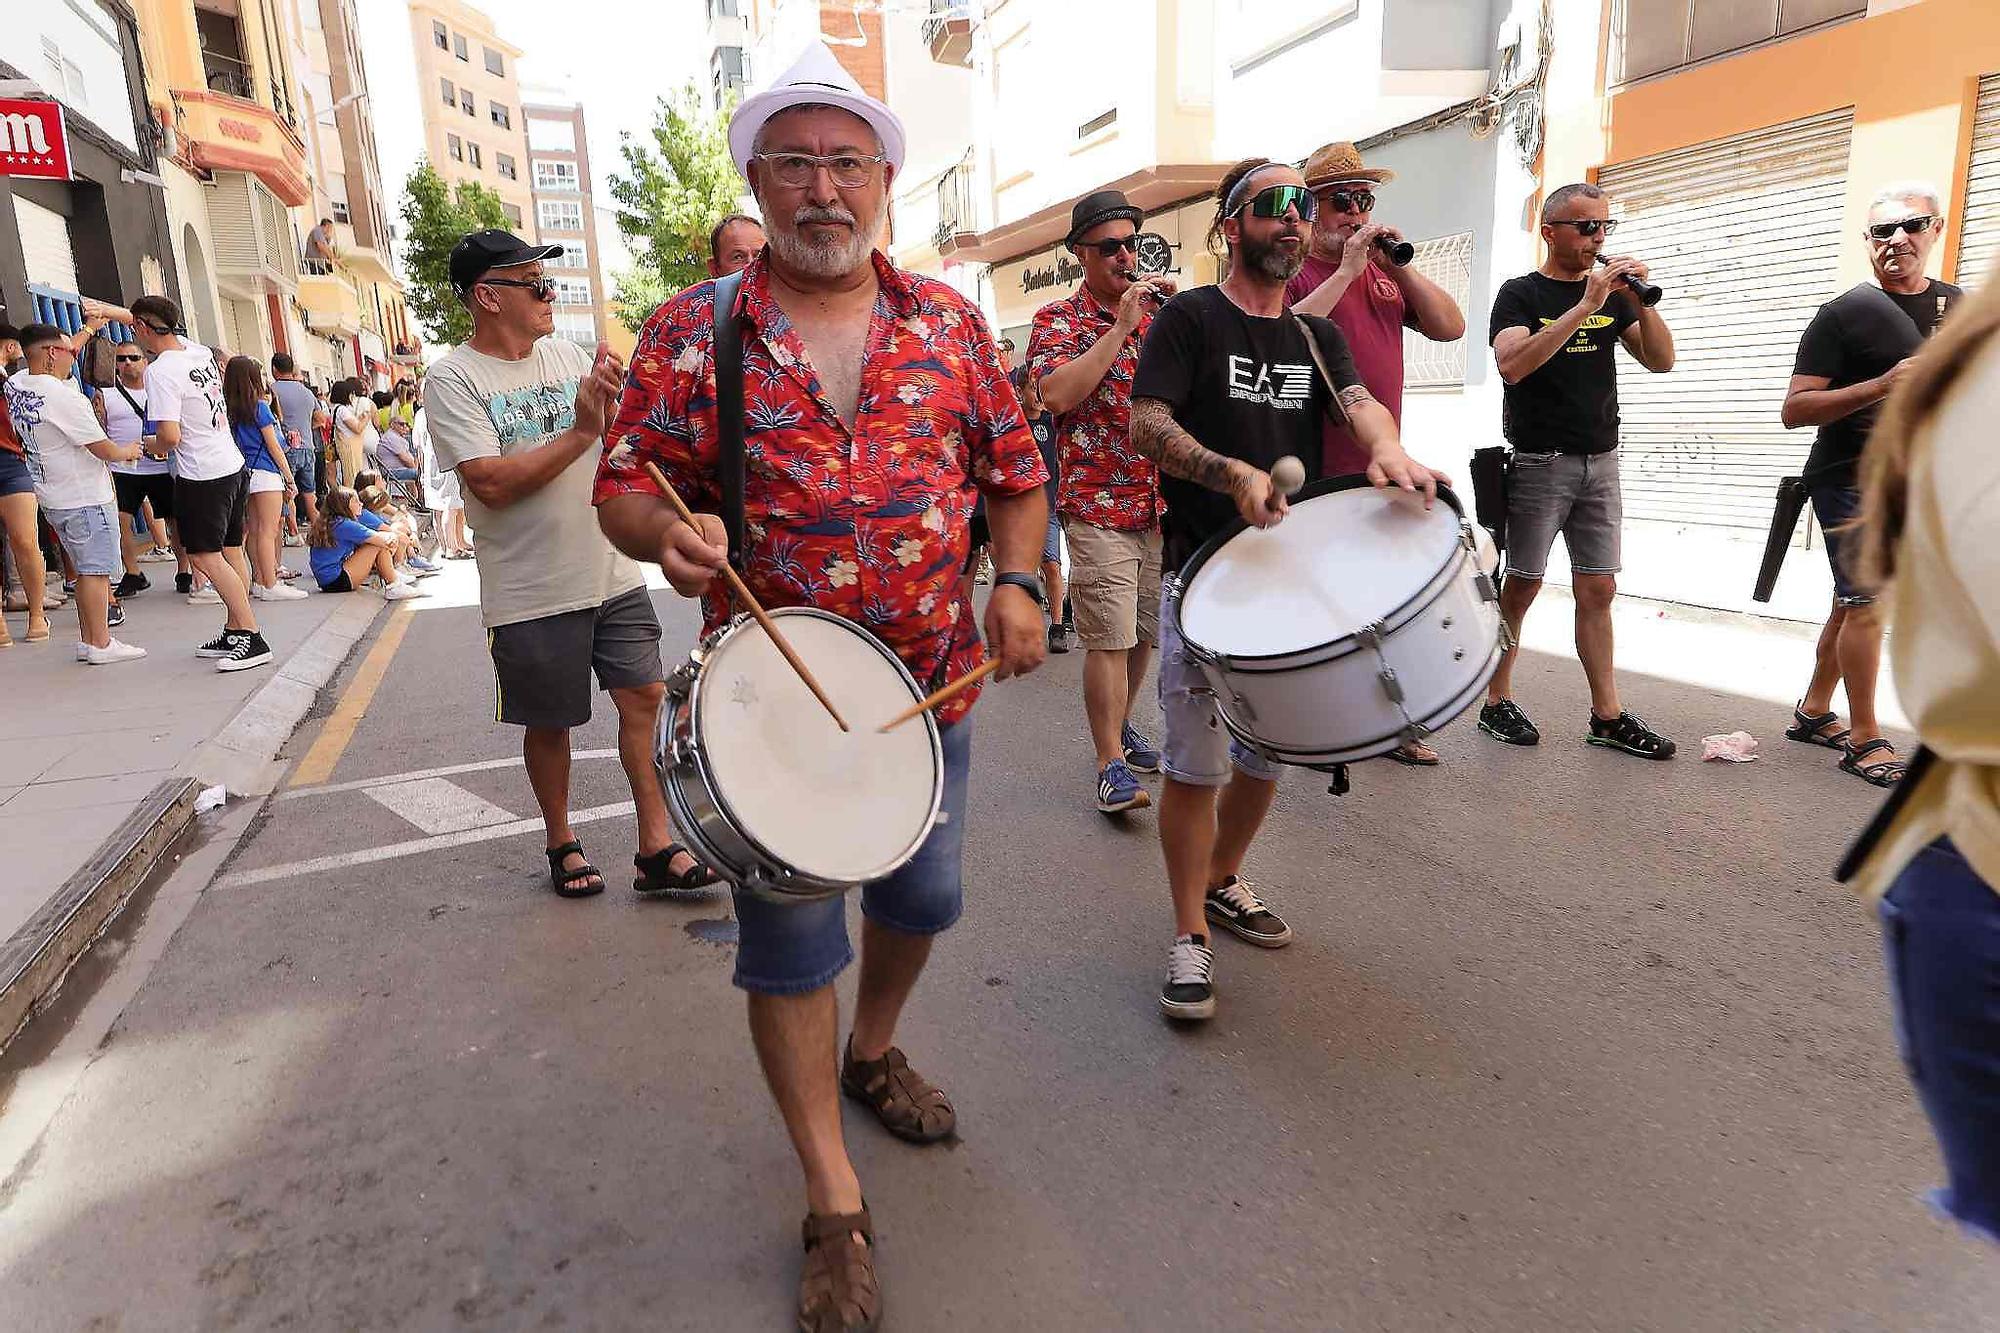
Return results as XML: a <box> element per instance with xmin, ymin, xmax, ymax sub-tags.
<box><xmin>699</xmin><ymin>612</ymin><xmax>938</xmax><ymax>883</ymax></box>
<box><xmin>1180</xmin><ymin>486</ymin><xmax>1462</xmax><ymax>658</ymax></box>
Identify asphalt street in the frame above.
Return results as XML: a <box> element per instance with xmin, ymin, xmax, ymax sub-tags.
<box><xmin>2</xmin><ymin>572</ymin><xmax>1996</xmax><ymax>1331</ymax></box>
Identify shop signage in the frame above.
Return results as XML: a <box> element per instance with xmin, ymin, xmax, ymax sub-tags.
<box><xmin>0</xmin><ymin>99</ymin><xmax>72</xmax><ymax>182</ymax></box>
<box><xmin>1019</xmin><ymin>253</ymin><xmax>1084</xmax><ymax>295</ymax></box>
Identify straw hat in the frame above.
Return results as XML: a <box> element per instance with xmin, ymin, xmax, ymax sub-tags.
<box><xmin>1301</xmin><ymin>141</ymin><xmax>1394</xmax><ymax>189</ymax></box>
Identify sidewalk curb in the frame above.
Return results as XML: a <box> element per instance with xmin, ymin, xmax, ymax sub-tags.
<box><xmin>0</xmin><ymin>594</ymin><xmax>391</xmax><ymax>1051</ymax></box>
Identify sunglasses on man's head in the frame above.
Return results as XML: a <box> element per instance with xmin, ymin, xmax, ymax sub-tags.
<box><xmin>479</xmin><ymin>276</ymin><xmax>556</xmax><ymax>301</ymax></box>
<box><xmin>1237</xmin><ymin>184</ymin><xmax>1318</xmax><ymax>222</ymax></box>
<box><xmin>1547</xmin><ymin>218</ymin><xmax>1619</xmax><ymax>237</ymax></box>
<box><xmin>1868</xmin><ymin>215</ymin><xmax>1936</xmax><ymax>241</ymax></box>
<box><xmin>1315</xmin><ymin>189</ymin><xmax>1375</xmax><ymax>215</ymax></box>
<box><xmin>1078</xmin><ymin>235</ymin><xmax>1141</xmax><ymax>258</ymax></box>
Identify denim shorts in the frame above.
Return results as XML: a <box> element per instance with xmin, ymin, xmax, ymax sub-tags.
<box><xmin>1156</xmin><ymin>611</ymin><xmax>1282</xmax><ymax>788</ymax></box>
<box><xmin>285</xmin><ymin>445</ymin><xmax>316</xmax><ymax>495</ymax></box>
<box><xmin>1042</xmin><ymin>511</ymin><xmax>1063</xmax><ymax>566</ymax></box>
<box><xmin>1809</xmin><ymin>484</ymin><xmax>1872</xmax><ymax>607</ymax></box>
<box><xmin>731</xmin><ymin>719</ymin><xmax>973</xmax><ymax>995</ymax></box>
<box><xmin>0</xmin><ymin>448</ymin><xmax>31</xmax><ymax>497</ymax></box>
<box><xmin>46</xmin><ymin>501</ymin><xmax>122</xmax><ymax>577</ymax></box>
<box><xmin>1504</xmin><ymin>448</ymin><xmax>1623</xmax><ymax>580</ymax></box>
<box><xmin>1878</xmin><ymin>838</ymin><xmax>2000</xmax><ymax>1246</ymax></box>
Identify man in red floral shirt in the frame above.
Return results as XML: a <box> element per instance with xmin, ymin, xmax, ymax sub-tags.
<box><xmin>1027</xmin><ymin>189</ymin><xmax>1177</xmax><ymax>816</ymax></box>
<box><xmin>594</xmin><ymin>44</ymin><xmax>1047</xmax><ymax>1332</ymax></box>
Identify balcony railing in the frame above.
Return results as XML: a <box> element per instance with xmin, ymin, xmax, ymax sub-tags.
<box><xmin>924</xmin><ymin>0</ymin><xmax>975</xmax><ymax>66</ymax></box>
<box><xmin>933</xmin><ymin>153</ymin><xmax>976</xmax><ymax>250</ymax></box>
<box><xmin>202</xmin><ymin>51</ymin><xmax>255</xmax><ymax>101</ymax></box>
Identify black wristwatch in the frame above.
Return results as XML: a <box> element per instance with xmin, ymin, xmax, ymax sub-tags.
<box><xmin>992</xmin><ymin>572</ymin><xmax>1046</xmax><ymax>608</ymax></box>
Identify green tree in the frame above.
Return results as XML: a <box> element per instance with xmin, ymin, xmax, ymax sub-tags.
<box><xmin>607</xmin><ymin>85</ymin><xmax>745</xmax><ymax>333</ymax></box>
<box><xmin>398</xmin><ymin>161</ymin><xmax>511</xmax><ymax>347</ymax></box>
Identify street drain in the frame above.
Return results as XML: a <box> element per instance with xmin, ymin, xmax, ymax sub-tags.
<box><xmin>685</xmin><ymin>918</ymin><xmax>739</xmax><ymax>947</ymax></box>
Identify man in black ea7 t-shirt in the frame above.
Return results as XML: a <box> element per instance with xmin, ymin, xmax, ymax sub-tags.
<box><xmin>1481</xmin><ymin>182</ymin><xmax>1677</xmax><ymax>761</ymax></box>
<box><xmin>1780</xmin><ymin>184</ymin><xmax>1963</xmax><ymax>789</ymax></box>
<box><xmin>1128</xmin><ymin>156</ymin><xmax>1444</xmax><ymax>1025</ymax></box>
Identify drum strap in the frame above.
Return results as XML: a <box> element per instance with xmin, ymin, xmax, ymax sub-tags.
<box><xmin>713</xmin><ymin>268</ymin><xmax>748</xmax><ymax>571</ymax></box>
<box><xmin>1292</xmin><ymin>314</ymin><xmax>1354</xmax><ymax>429</ymax></box>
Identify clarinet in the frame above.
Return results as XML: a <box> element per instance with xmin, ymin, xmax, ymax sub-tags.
<box><xmin>1374</xmin><ymin>235</ymin><xmax>1415</xmax><ymax>267</ymax></box>
<box><xmin>1598</xmin><ymin>253</ymin><xmax>1664</xmax><ymax>307</ymax></box>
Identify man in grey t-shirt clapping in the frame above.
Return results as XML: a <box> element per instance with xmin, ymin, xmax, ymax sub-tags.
<box><xmin>424</xmin><ymin>230</ymin><xmax>717</xmax><ymax>898</ymax></box>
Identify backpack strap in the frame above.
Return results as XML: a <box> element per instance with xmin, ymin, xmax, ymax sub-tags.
<box><xmin>1291</xmin><ymin>313</ymin><xmax>1354</xmax><ymax>428</ymax></box>
<box><xmin>712</xmin><ymin>268</ymin><xmax>747</xmax><ymax>572</ymax></box>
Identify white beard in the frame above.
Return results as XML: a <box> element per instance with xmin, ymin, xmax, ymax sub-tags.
<box><xmin>767</xmin><ymin>202</ymin><xmax>883</xmax><ymax>279</ymax></box>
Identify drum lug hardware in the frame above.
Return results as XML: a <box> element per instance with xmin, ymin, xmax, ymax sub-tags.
<box><xmin>1229</xmin><ymin>691</ymin><xmax>1258</xmax><ymax>723</ymax></box>
<box><xmin>1453</xmin><ymin>647</ymin><xmax>1465</xmax><ymax>661</ymax></box>
<box><xmin>1441</xmin><ymin>615</ymin><xmax>1453</xmax><ymax>630</ymax></box>
<box><xmin>1474</xmin><ymin>571</ymin><xmax>1500</xmax><ymax>604</ymax></box>
<box><xmin>1377</xmin><ymin>667</ymin><xmax>1405</xmax><ymax>706</ymax></box>
<box><xmin>1354</xmin><ymin>620</ymin><xmax>1385</xmax><ymax>650</ymax></box>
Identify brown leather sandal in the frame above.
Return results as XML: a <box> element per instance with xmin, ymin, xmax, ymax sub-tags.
<box><xmin>798</xmin><ymin>1207</ymin><xmax>880</xmax><ymax>1333</ymax></box>
<box><xmin>840</xmin><ymin>1042</ymin><xmax>956</xmax><ymax>1143</ymax></box>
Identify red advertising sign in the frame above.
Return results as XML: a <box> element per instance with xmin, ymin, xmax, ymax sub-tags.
<box><xmin>0</xmin><ymin>99</ymin><xmax>73</xmax><ymax>181</ymax></box>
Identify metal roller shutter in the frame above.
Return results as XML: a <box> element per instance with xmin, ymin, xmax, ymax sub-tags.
<box><xmin>1596</xmin><ymin>109</ymin><xmax>1852</xmax><ymax>532</ymax></box>
<box><xmin>1958</xmin><ymin>73</ymin><xmax>2000</xmax><ymax>289</ymax></box>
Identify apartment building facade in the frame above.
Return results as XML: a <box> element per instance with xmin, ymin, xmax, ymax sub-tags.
<box><xmin>0</xmin><ymin>1</ymin><xmax>180</xmax><ymax>340</ymax></box>
<box><xmin>523</xmin><ymin>97</ymin><xmax>607</xmax><ymax>348</ymax></box>
<box><xmin>408</xmin><ymin>0</ymin><xmax>533</xmax><ymax>233</ymax></box>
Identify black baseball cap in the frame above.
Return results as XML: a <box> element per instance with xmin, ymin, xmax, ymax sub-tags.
<box><xmin>1066</xmin><ymin>189</ymin><xmax>1142</xmax><ymax>246</ymax></box>
<box><xmin>449</xmin><ymin>229</ymin><xmax>564</xmax><ymax>293</ymax></box>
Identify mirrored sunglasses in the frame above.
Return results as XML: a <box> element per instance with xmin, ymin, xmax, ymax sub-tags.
<box><xmin>1239</xmin><ymin>185</ymin><xmax>1318</xmax><ymax>221</ymax></box>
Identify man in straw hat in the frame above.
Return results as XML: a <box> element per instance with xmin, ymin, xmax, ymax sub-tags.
<box><xmin>595</xmin><ymin>42</ymin><xmax>1049</xmax><ymax>1331</ymax></box>
<box><xmin>1287</xmin><ymin>141</ymin><xmax>1467</xmax><ymax>767</ymax></box>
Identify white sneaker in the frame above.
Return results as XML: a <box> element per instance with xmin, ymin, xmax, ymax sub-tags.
<box><xmin>186</xmin><ymin>586</ymin><xmax>222</xmax><ymax>605</ymax></box>
<box><xmin>75</xmin><ymin>641</ymin><xmax>89</xmax><ymax>661</ymax></box>
<box><xmin>85</xmin><ymin>638</ymin><xmax>148</xmax><ymax>665</ymax></box>
<box><xmin>381</xmin><ymin>580</ymin><xmax>427</xmax><ymax>602</ymax></box>
<box><xmin>252</xmin><ymin>581</ymin><xmax>308</xmax><ymax>601</ymax></box>
<box><xmin>282</xmin><ymin>533</ymin><xmax>304</xmax><ymax>548</ymax></box>
<box><xmin>140</xmin><ymin>545</ymin><xmax>176</xmax><ymax>563</ymax></box>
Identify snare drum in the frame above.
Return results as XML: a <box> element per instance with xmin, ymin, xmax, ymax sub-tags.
<box><xmin>1165</xmin><ymin>477</ymin><xmax>1504</xmax><ymax>768</ymax></box>
<box><xmin>657</xmin><ymin>607</ymin><xmax>945</xmax><ymax>901</ymax></box>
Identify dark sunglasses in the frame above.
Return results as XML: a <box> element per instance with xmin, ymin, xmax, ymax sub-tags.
<box><xmin>1315</xmin><ymin>189</ymin><xmax>1375</xmax><ymax>214</ymax></box>
<box><xmin>1868</xmin><ymin>215</ymin><xmax>1936</xmax><ymax>241</ymax></box>
<box><xmin>116</xmin><ymin>352</ymin><xmax>144</xmax><ymax>362</ymax></box>
<box><xmin>1238</xmin><ymin>184</ymin><xmax>1318</xmax><ymax>222</ymax></box>
<box><xmin>479</xmin><ymin>276</ymin><xmax>556</xmax><ymax>300</ymax></box>
<box><xmin>1547</xmin><ymin>218</ymin><xmax>1619</xmax><ymax>237</ymax></box>
<box><xmin>1078</xmin><ymin>235</ymin><xmax>1141</xmax><ymax>258</ymax></box>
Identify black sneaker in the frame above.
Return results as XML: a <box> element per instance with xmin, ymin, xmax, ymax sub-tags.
<box><xmin>1160</xmin><ymin>934</ymin><xmax>1216</xmax><ymax>1020</ymax></box>
<box><xmin>1479</xmin><ymin>698</ymin><xmax>1540</xmax><ymax>746</ymax></box>
<box><xmin>195</xmin><ymin>630</ymin><xmax>237</xmax><ymax>658</ymax></box>
<box><xmin>1204</xmin><ymin>876</ymin><xmax>1293</xmax><ymax>948</ymax></box>
<box><xmin>1046</xmin><ymin>622</ymin><xmax>1070</xmax><ymax>654</ymax></box>
<box><xmin>107</xmin><ymin>601</ymin><xmax>126</xmax><ymax>628</ymax></box>
<box><xmin>215</xmin><ymin>631</ymin><xmax>273</xmax><ymax>673</ymax></box>
<box><xmin>175</xmin><ymin>571</ymin><xmax>193</xmax><ymax>595</ymax></box>
<box><xmin>114</xmin><ymin>572</ymin><xmax>150</xmax><ymax>599</ymax></box>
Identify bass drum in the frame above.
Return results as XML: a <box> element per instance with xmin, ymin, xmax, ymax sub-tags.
<box><xmin>1166</xmin><ymin>477</ymin><xmax>1504</xmax><ymax>768</ymax></box>
<box><xmin>657</xmin><ymin>607</ymin><xmax>944</xmax><ymax>902</ymax></box>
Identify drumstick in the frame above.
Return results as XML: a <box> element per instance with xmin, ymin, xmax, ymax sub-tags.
<box><xmin>878</xmin><ymin>659</ymin><xmax>1001</xmax><ymax>732</ymax></box>
<box><xmin>641</xmin><ymin>461</ymin><xmax>849</xmax><ymax>733</ymax></box>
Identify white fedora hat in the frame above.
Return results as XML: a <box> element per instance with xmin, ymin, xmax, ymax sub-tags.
<box><xmin>727</xmin><ymin>41</ymin><xmax>906</xmax><ymax>182</ymax></box>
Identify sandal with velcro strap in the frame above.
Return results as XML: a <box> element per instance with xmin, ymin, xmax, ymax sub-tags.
<box><xmin>1786</xmin><ymin>702</ymin><xmax>1851</xmax><ymax>750</ymax></box>
<box><xmin>1586</xmin><ymin>710</ymin><xmax>1677</xmax><ymax>760</ymax></box>
<box><xmin>1840</xmin><ymin>737</ymin><xmax>1908</xmax><ymax>788</ymax></box>
<box><xmin>633</xmin><ymin>842</ymin><xmax>723</xmax><ymax>895</ymax></box>
<box><xmin>798</xmin><ymin>1206</ymin><xmax>880</xmax><ymax>1332</ymax></box>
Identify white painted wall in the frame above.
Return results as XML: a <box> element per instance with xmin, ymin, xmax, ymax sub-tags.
<box><xmin>1</xmin><ymin>1</ymin><xmax>140</xmax><ymax>155</ymax></box>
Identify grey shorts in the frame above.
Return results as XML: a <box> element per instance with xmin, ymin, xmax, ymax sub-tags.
<box><xmin>487</xmin><ymin>586</ymin><xmax>663</xmax><ymax>729</ymax></box>
<box><xmin>1504</xmin><ymin>449</ymin><xmax>1622</xmax><ymax>581</ymax></box>
<box><xmin>46</xmin><ymin>502</ymin><xmax>122</xmax><ymax>578</ymax></box>
<box><xmin>1156</xmin><ymin>611</ymin><xmax>1283</xmax><ymax>788</ymax></box>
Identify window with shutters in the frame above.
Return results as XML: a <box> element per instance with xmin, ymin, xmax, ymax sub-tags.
<box><xmin>1403</xmin><ymin>232</ymin><xmax>1474</xmax><ymax>389</ymax></box>
<box><xmin>484</xmin><ymin>47</ymin><xmax>505</xmax><ymax>77</ymax></box>
<box><xmin>467</xmin><ymin>142</ymin><xmax>481</xmax><ymax>169</ymax></box>
<box><xmin>1614</xmin><ymin>0</ymin><xmax>1865</xmax><ymax>84</ymax></box>
<box><xmin>440</xmin><ymin>77</ymin><xmax>455</xmax><ymax>108</ymax></box>
<box><xmin>453</xmin><ymin>33</ymin><xmax>468</xmax><ymax>61</ymax></box>
<box><xmin>502</xmin><ymin>202</ymin><xmax>523</xmax><ymax>227</ymax></box>
<box><xmin>460</xmin><ymin>89</ymin><xmax>475</xmax><ymax>116</ymax></box>
<box><xmin>447</xmin><ymin>134</ymin><xmax>463</xmax><ymax>162</ymax></box>
<box><xmin>490</xmin><ymin>102</ymin><xmax>511</xmax><ymax>129</ymax></box>
<box><xmin>433</xmin><ymin>20</ymin><xmax>448</xmax><ymax>49</ymax></box>
<box><xmin>497</xmin><ymin>153</ymin><xmax>517</xmax><ymax>181</ymax></box>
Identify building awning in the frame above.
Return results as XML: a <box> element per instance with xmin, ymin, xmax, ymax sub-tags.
<box><xmin>939</xmin><ymin>163</ymin><xmax>1233</xmax><ymax>266</ymax></box>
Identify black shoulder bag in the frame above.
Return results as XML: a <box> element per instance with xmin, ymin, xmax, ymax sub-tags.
<box><xmin>712</xmin><ymin>269</ymin><xmax>748</xmax><ymax>571</ymax></box>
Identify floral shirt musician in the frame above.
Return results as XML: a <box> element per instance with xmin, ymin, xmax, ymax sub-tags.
<box><xmin>595</xmin><ymin>251</ymin><xmax>1047</xmax><ymax>724</ymax></box>
<box><xmin>1025</xmin><ymin>285</ymin><xmax>1161</xmax><ymax>530</ymax></box>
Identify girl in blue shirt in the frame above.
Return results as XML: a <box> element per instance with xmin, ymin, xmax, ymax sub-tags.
<box><xmin>307</xmin><ymin>486</ymin><xmax>422</xmax><ymax>599</ymax></box>
<box><xmin>224</xmin><ymin>356</ymin><xmax>303</xmax><ymax>601</ymax></box>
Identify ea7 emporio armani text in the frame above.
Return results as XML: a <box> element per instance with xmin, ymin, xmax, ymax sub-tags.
<box><xmin>1225</xmin><ymin>355</ymin><xmax>1313</xmax><ymax>408</ymax></box>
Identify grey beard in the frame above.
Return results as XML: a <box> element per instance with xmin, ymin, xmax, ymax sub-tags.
<box><xmin>767</xmin><ymin>206</ymin><xmax>882</xmax><ymax>279</ymax></box>
<box><xmin>1241</xmin><ymin>231</ymin><xmax>1306</xmax><ymax>282</ymax></box>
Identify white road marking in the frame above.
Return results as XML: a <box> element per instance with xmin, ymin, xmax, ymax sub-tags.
<box><xmin>364</xmin><ymin>777</ymin><xmax>519</xmax><ymax>835</ymax></box>
<box><xmin>216</xmin><ymin>799</ymin><xmax>637</xmax><ymax>889</ymax></box>
<box><xmin>274</xmin><ymin>749</ymin><xmax>620</xmax><ymax>802</ymax></box>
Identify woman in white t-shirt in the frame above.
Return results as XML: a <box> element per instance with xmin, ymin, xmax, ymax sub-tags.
<box><xmin>331</xmin><ymin>378</ymin><xmax>376</xmax><ymax>487</ymax></box>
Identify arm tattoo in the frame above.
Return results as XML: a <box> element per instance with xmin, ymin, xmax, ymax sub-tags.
<box><xmin>1130</xmin><ymin>397</ymin><xmax>1239</xmax><ymax>495</ymax></box>
<box><xmin>1334</xmin><ymin>383</ymin><xmax>1376</xmax><ymax>423</ymax></box>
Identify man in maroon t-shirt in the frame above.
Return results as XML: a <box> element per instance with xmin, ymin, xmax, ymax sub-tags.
<box><xmin>1285</xmin><ymin>141</ymin><xmax>1466</xmax><ymax>767</ymax></box>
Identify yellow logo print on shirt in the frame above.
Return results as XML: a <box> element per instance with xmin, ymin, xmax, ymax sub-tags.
<box><xmin>1537</xmin><ymin>315</ymin><xmax>1618</xmax><ymax>353</ymax></box>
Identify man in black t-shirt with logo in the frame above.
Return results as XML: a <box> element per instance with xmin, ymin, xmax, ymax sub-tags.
<box><xmin>1129</xmin><ymin>156</ymin><xmax>1443</xmax><ymax>1023</ymax></box>
<box><xmin>1781</xmin><ymin>183</ymin><xmax>1962</xmax><ymax>789</ymax></box>
<box><xmin>1481</xmin><ymin>182</ymin><xmax>1677</xmax><ymax>760</ymax></box>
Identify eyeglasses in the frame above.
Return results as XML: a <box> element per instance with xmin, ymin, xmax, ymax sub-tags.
<box><xmin>1547</xmin><ymin>218</ymin><xmax>1619</xmax><ymax>237</ymax></box>
<box><xmin>753</xmin><ymin>152</ymin><xmax>887</xmax><ymax>189</ymax></box>
<box><xmin>1237</xmin><ymin>184</ymin><xmax>1318</xmax><ymax>222</ymax></box>
<box><xmin>1868</xmin><ymin>215</ymin><xmax>1936</xmax><ymax>241</ymax></box>
<box><xmin>1078</xmin><ymin>235</ymin><xmax>1141</xmax><ymax>258</ymax></box>
<box><xmin>1315</xmin><ymin>189</ymin><xmax>1375</xmax><ymax>215</ymax></box>
<box><xmin>478</xmin><ymin>276</ymin><xmax>557</xmax><ymax>301</ymax></box>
